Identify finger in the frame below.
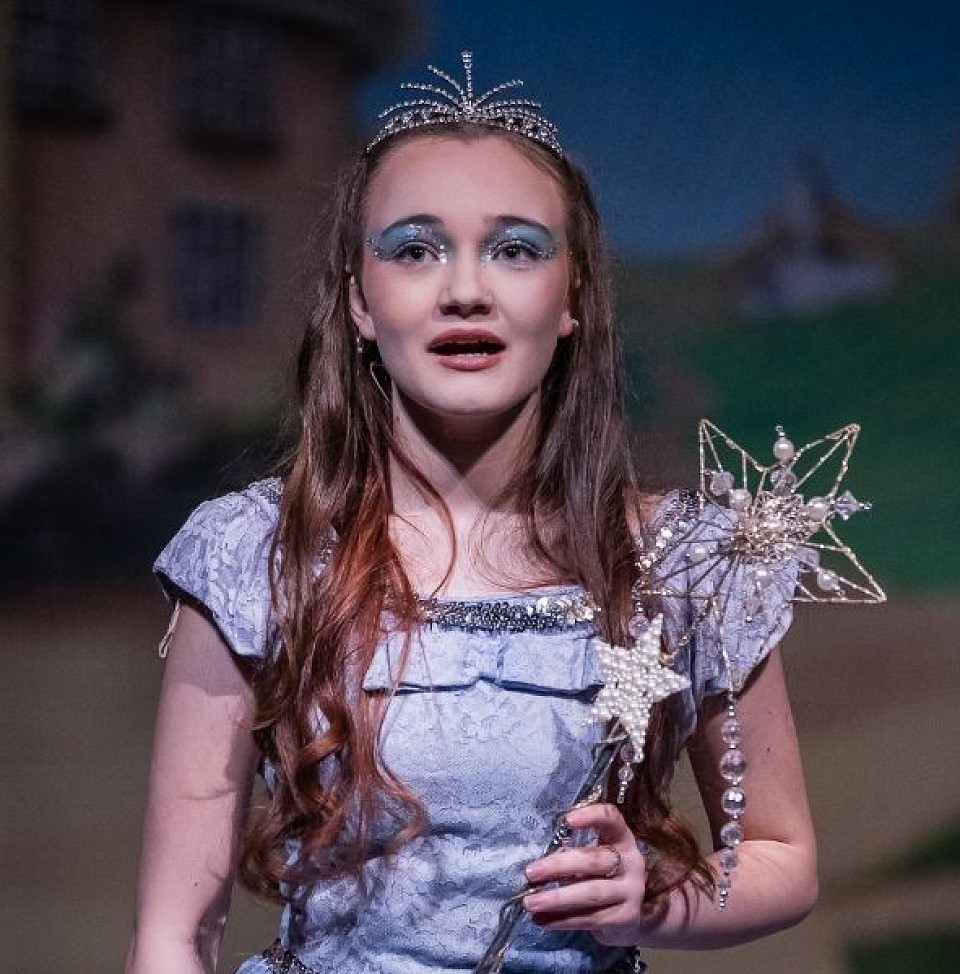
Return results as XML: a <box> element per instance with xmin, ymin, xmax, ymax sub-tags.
<box><xmin>526</xmin><ymin>844</ymin><xmax>623</xmax><ymax>884</ymax></box>
<box><xmin>536</xmin><ymin>914</ymin><xmax>640</xmax><ymax>946</ymax></box>
<box><xmin>523</xmin><ymin>878</ymin><xmax>621</xmax><ymax>917</ymax></box>
<box><xmin>562</xmin><ymin>802</ymin><xmax>634</xmax><ymax>844</ymax></box>
<box><xmin>527</xmin><ymin>902</ymin><xmax>627</xmax><ymax>931</ymax></box>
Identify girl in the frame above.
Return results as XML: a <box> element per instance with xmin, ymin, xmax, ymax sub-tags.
<box><xmin>127</xmin><ymin>53</ymin><xmax>817</xmax><ymax>974</ymax></box>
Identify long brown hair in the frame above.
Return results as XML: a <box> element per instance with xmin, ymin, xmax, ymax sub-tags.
<box><xmin>240</xmin><ymin>124</ymin><xmax>713</xmax><ymax>905</ymax></box>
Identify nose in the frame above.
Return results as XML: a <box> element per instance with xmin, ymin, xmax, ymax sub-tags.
<box><xmin>438</xmin><ymin>253</ymin><xmax>493</xmax><ymax>318</ymax></box>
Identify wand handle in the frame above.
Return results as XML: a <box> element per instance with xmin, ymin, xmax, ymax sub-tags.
<box><xmin>472</xmin><ymin>727</ymin><xmax>626</xmax><ymax>974</ymax></box>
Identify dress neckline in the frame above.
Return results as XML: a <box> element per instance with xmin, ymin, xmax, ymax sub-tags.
<box><xmin>417</xmin><ymin>586</ymin><xmax>598</xmax><ymax>634</ymax></box>
<box><xmin>417</xmin><ymin>583</ymin><xmax>584</xmax><ymax>604</ymax></box>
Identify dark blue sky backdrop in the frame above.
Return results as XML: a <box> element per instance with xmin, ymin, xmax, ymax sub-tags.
<box><xmin>359</xmin><ymin>0</ymin><xmax>960</xmax><ymax>257</ymax></box>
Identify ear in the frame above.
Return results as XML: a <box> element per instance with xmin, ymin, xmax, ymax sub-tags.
<box><xmin>348</xmin><ymin>274</ymin><xmax>376</xmax><ymax>340</ymax></box>
<box><xmin>560</xmin><ymin>261</ymin><xmax>581</xmax><ymax>337</ymax></box>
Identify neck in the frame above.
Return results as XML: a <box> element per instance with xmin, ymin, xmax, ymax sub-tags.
<box><xmin>388</xmin><ymin>391</ymin><xmax>539</xmax><ymax>526</ymax></box>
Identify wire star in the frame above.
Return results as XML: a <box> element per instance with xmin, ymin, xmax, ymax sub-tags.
<box><xmin>626</xmin><ymin>420</ymin><xmax>886</xmax><ymax>695</ymax></box>
<box><xmin>696</xmin><ymin>419</ymin><xmax>886</xmax><ymax>605</ymax></box>
<box><xmin>639</xmin><ymin>421</ymin><xmax>885</xmax><ymax>616</ymax></box>
<box><xmin>589</xmin><ymin>615</ymin><xmax>691</xmax><ymax>764</ymax></box>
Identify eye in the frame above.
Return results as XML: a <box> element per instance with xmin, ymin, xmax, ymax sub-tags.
<box><xmin>393</xmin><ymin>241</ymin><xmax>443</xmax><ymax>264</ymax></box>
<box><xmin>490</xmin><ymin>239</ymin><xmax>544</xmax><ymax>262</ymax></box>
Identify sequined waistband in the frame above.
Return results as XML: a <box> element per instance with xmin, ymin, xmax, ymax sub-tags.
<box><xmin>259</xmin><ymin>942</ymin><xmax>647</xmax><ymax>974</ymax></box>
<box><xmin>261</xmin><ymin>943</ymin><xmax>317</xmax><ymax>974</ymax></box>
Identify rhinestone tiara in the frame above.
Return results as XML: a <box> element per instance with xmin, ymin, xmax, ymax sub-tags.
<box><xmin>368</xmin><ymin>50</ymin><xmax>562</xmax><ymax>156</ymax></box>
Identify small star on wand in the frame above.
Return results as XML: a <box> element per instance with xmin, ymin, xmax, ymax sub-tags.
<box><xmin>589</xmin><ymin>614</ymin><xmax>691</xmax><ymax>766</ymax></box>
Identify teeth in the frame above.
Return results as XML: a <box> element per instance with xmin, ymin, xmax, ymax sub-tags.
<box><xmin>432</xmin><ymin>340</ymin><xmax>502</xmax><ymax>355</ymax></box>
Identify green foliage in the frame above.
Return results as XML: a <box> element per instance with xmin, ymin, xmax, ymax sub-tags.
<box><xmin>884</xmin><ymin>817</ymin><xmax>960</xmax><ymax>881</ymax></box>
<box><xmin>680</xmin><ymin>273</ymin><xmax>960</xmax><ymax>591</ymax></box>
<box><xmin>845</xmin><ymin>821</ymin><xmax>960</xmax><ymax>974</ymax></box>
<box><xmin>847</xmin><ymin>931</ymin><xmax>960</xmax><ymax>974</ymax></box>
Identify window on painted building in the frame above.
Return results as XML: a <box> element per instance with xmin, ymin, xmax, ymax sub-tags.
<box><xmin>175</xmin><ymin>9</ymin><xmax>277</xmax><ymax>150</ymax></box>
<box><xmin>13</xmin><ymin>0</ymin><xmax>105</xmax><ymax>123</ymax></box>
<box><xmin>171</xmin><ymin>207</ymin><xmax>264</xmax><ymax>330</ymax></box>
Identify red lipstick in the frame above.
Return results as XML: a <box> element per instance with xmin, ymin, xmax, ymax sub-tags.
<box><xmin>427</xmin><ymin>329</ymin><xmax>506</xmax><ymax>371</ymax></box>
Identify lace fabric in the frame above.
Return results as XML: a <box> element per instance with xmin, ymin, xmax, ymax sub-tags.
<box><xmin>154</xmin><ymin>482</ymin><xmax>797</xmax><ymax>974</ymax></box>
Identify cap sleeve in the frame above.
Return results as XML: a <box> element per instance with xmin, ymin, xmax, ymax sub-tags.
<box><xmin>650</xmin><ymin>491</ymin><xmax>799</xmax><ymax>709</ymax></box>
<box><xmin>153</xmin><ymin>479</ymin><xmax>281</xmax><ymax>661</ymax></box>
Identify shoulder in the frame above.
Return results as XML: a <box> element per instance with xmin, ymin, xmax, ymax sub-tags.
<box><xmin>153</xmin><ymin>478</ymin><xmax>283</xmax><ymax>660</ymax></box>
<box><xmin>159</xmin><ymin>478</ymin><xmax>281</xmax><ymax>559</ymax></box>
<box><xmin>183</xmin><ymin>477</ymin><xmax>281</xmax><ymax>533</ymax></box>
<box><xmin>642</xmin><ymin>488</ymin><xmax>799</xmax><ymax>699</ymax></box>
<box><xmin>628</xmin><ymin>487</ymin><xmax>705</xmax><ymax>558</ymax></box>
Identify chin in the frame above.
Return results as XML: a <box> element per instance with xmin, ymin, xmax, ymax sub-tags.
<box><xmin>405</xmin><ymin>390</ymin><xmax>538</xmax><ymax>429</ymax></box>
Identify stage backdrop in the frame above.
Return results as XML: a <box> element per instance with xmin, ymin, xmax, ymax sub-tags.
<box><xmin>2</xmin><ymin>2</ymin><xmax>958</xmax><ymax>973</ymax></box>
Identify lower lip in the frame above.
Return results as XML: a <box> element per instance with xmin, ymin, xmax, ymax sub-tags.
<box><xmin>431</xmin><ymin>351</ymin><xmax>505</xmax><ymax>371</ymax></box>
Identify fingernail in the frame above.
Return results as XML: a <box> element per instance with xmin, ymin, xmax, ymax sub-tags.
<box><xmin>559</xmin><ymin>809</ymin><xmax>576</xmax><ymax>832</ymax></box>
<box><xmin>563</xmin><ymin>807</ymin><xmax>584</xmax><ymax>825</ymax></box>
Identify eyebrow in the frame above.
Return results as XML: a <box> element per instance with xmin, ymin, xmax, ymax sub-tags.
<box><xmin>373</xmin><ymin>214</ymin><xmax>559</xmax><ymax>235</ymax></box>
<box><xmin>488</xmin><ymin>215</ymin><xmax>557</xmax><ymax>236</ymax></box>
<box><xmin>375</xmin><ymin>214</ymin><xmax>443</xmax><ymax>235</ymax></box>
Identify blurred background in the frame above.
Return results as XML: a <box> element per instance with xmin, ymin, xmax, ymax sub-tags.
<box><xmin>1</xmin><ymin>1</ymin><xmax>958</xmax><ymax>972</ymax></box>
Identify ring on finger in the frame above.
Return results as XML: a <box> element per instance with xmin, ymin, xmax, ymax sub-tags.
<box><xmin>600</xmin><ymin>844</ymin><xmax>622</xmax><ymax>879</ymax></box>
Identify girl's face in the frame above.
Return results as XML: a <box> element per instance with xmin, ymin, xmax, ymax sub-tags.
<box><xmin>350</xmin><ymin>135</ymin><xmax>575</xmax><ymax>428</ymax></box>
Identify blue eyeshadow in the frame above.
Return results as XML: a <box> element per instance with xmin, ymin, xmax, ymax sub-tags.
<box><xmin>366</xmin><ymin>222</ymin><xmax>450</xmax><ymax>261</ymax></box>
<box><xmin>481</xmin><ymin>223</ymin><xmax>560</xmax><ymax>260</ymax></box>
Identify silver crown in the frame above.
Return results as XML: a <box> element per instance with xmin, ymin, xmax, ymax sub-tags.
<box><xmin>368</xmin><ymin>50</ymin><xmax>563</xmax><ymax>156</ymax></box>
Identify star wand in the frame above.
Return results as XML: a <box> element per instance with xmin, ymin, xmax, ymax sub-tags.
<box><xmin>476</xmin><ymin>420</ymin><xmax>884</xmax><ymax>972</ymax></box>
<box><xmin>473</xmin><ymin>616</ymin><xmax>690</xmax><ymax>974</ymax></box>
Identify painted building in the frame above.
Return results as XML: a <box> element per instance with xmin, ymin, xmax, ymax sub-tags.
<box><xmin>5</xmin><ymin>0</ymin><xmax>418</xmax><ymax>427</ymax></box>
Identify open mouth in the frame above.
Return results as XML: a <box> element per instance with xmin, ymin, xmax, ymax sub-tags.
<box><xmin>428</xmin><ymin>332</ymin><xmax>506</xmax><ymax>358</ymax></box>
<box><xmin>429</xmin><ymin>339</ymin><xmax>505</xmax><ymax>357</ymax></box>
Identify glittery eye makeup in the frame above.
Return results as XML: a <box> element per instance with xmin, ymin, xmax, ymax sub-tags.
<box><xmin>481</xmin><ymin>222</ymin><xmax>560</xmax><ymax>263</ymax></box>
<box><xmin>365</xmin><ymin>219</ymin><xmax>450</xmax><ymax>263</ymax></box>
<box><xmin>365</xmin><ymin>217</ymin><xmax>562</xmax><ymax>266</ymax></box>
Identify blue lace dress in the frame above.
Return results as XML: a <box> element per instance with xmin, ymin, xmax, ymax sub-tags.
<box><xmin>154</xmin><ymin>480</ymin><xmax>797</xmax><ymax>974</ymax></box>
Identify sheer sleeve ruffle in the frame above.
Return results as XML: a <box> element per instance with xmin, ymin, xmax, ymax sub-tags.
<box><xmin>647</xmin><ymin>490</ymin><xmax>800</xmax><ymax>739</ymax></box>
<box><xmin>153</xmin><ymin>479</ymin><xmax>281</xmax><ymax>661</ymax></box>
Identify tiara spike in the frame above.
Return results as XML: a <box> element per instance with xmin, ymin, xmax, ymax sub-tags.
<box><xmin>463</xmin><ymin>50</ymin><xmax>474</xmax><ymax>101</ymax></box>
<box><xmin>377</xmin><ymin>98</ymin><xmax>448</xmax><ymax>119</ymax></box>
<box><xmin>484</xmin><ymin>105</ymin><xmax>555</xmax><ymax>123</ymax></box>
<box><xmin>367</xmin><ymin>50</ymin><xmax>563</xmax><ymax>156</ymax></box>
<box><xmin>484</xmin><ymin>98</ymin><xmax>543</xmax><ymax>108</ymax></box>
<box><xmin>399</xmin><ymin>81</ymin><xmax>464</xmax><ymax>107</ymax></box>
<box><xmin>485</xmin><ymin>99</ymin><xmax>555</xmax><ymax>117</ymax></box>
<box><xmin>426</xmin><ymin>63</ymin><xmax>465</xmax><ymax>98</ymax></box>
<box><xmin>473</xmin><ymin>80</ymin><xmax>525</xmax><ymax>106</ymax></box>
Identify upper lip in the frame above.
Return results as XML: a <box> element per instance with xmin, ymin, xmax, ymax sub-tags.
<box><xmin>427</xmin><ymin>329</ymin><xmax>506</xmax><ymax>353</ymax></box>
